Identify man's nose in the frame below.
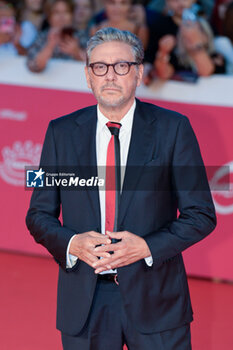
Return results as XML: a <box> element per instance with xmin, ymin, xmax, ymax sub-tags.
<box><xmin>105</xmin><ymin>65</ymin><xmax>117</xmax><ymax>80</ymax></box>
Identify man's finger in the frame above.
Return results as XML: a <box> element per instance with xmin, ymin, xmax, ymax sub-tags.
<box><xmin>90</xmin><ymin>231</ymin><xmax>107</xmax><ymax>237</ymax></box>
<box><xmin>91</xmin><ymin>237</ymin><xmax>112</xmax><ymax>246</ymax></box>
<box><xmin>107</xmin><ymin>257</ymin><xmax>128</xmax><ymax>270</ymax></box>
<box><xmin>95</xmin><ymin>258</ymin><xmax>126</xmax><ymax>273</ymax></box>
<box><xmin>94</xmin><ymin>242</ymin><xmax>123</xmax><ymax>253</ymax></box>
<box><xmin>92</xmin><ymin>251</ymin><xmax>122</xmax><ymax>269</ymax></box>
<box><xmin>92</xmin><ymin>257</ymin><xmax>111</xmax><ymax>269</ymax></box>
<box><xmin>83</xmin><ymin>252</ymin><xmax>111</xmax><ymax>268</ymax></box>
<box><xmin>90</xmin><ymin>232</ymin><xmax>112</xmax><ymax>242</ymax></box>
<box><xmin>84</xmin><ymin>252</ymin><xmax>99</xmax><ymax>266</ymax></box>
<box><xmin>92</xmin><ymin>250</ymin><xmax>111</xmax><ymax>258</ymax></box>
<box><xmin>94</xmin><ymin>266</ymin><xmax>112</xmax><ymax>274</ymax></box>
<box><xmin>106</xmin><ymin>230</ymin><xmax>125</xmax><ymax>239</ymax></box>
<box><xmin>95</xmin><ymin>255</ymin><xmax>132</xmax><ymax>272</ymax></box>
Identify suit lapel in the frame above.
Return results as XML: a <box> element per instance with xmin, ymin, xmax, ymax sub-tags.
<box><xmin>119</xmin><ymin>101</ymin><xmax>157</xmax><ymax>227</ymax></box>
<box><xmin>71</xmin><ymin>106</ymin><xmax>101</xmax><ymax>231</ymax></box>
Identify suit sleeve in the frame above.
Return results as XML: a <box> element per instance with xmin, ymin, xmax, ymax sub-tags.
<box><xmin>26</xmin><ymin>121</ymin><xmax>77</xmax><ymax>271</ymax></box>
<box><xmin>144</xmin><ymin>116</ymin><xmax>217</xmax><ymax>268</ymax></box>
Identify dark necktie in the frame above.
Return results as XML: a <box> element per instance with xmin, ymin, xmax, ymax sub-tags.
<box><xmin>105</xmin><ymin>121</ymin><xmax>122</xmax><ymax>242</ymax></box>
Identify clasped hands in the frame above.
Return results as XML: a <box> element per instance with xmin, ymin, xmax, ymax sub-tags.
<box><xmin>69</xmin><ymin>230</ymin><xmax>151</xmax><ymax>274</ymax></box>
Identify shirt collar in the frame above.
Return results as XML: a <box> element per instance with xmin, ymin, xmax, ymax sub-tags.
<box><xmin>97</xmin><ymin>99</ymin><xmax>136</xmax><ymax>134</ymax></box>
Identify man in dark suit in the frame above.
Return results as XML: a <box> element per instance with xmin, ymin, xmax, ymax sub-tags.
<box><xmin>26</xmin><ymin>27</ymin><xmax>216</xmax><ymax>349</ymax></box>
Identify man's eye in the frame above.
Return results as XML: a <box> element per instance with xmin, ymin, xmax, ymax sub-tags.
<box><xmin>118</xmin><ymin>63</ymin><xmax>128</xmax><ymax>68</ymax></box>
<box><xmin>95</xmin><ymin>64</ymin><xmax>106</xmax><ymax>70</ymax></box>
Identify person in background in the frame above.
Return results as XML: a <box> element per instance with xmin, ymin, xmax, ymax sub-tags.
<box><xmin>73</xmin><ymin>0</ymin><xmax>94</xmax><ymax>48</ymax></box>
<box><xmin>144</xmin><ymin>0</ymin><xmax>225</xmax><ymax>83</ymax></box>
<box><xmin>0</xmin><ymin>0</ymin><xmax>26</xmax><ymax>55</ymax></box>
<box><xmin>124</xmin><ymin>1</ymin><xmax>166</xmax><ymax>70</ymax></box>
<box><xmin>211</xmin><ymin>0</ymin><xmax>232</xmax><ymax>35</ymax></box>
<box><xmin>128</xmin><ymin>1</ymin><xmax>162</xmax><ymax>42</ymax></box>
<box><xmin>18</xmin><ymin>0</ymin><xmax>45</xmax><ymax>49</ymax></box>
<box><xmin>214</xmin><ymin>1</ymin><xmax>233</xmax><ymax>74</ymax></box>
<box><xmin>27</xmin><ymin>0</ymin><xmax>86</xmax><ymax>72</ymax></box>
<box><xmin>90</xmin><ymin>0</ymin><xmax>148</xmax><ymax>49</ymax></box>
<box><xmin>145</xmin><ymin>0</ymin><xmax>198</xmax><ymax>64</ymax></box>
<box><xmin>147</xmin><ymin>0</ymin><xmax>214</xmax><ymax>19</ymax></box>
<box><xmin>155</xmin><ymin>17</ymin><xmax>225</xmax><ymax>81</ymax></box>
<box><xmin>127</xmin><ymin>1</ymin><xmax>149</xmax><ymax>28</ymax></box>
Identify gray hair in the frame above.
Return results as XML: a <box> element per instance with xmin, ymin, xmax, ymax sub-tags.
<box><xmin>86</xmin><ymin>27</ymin><xmax>144</xmax><ymax>65</ymax></box>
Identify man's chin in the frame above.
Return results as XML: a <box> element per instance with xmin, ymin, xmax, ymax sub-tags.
<box><xmin>98</xmin><ymin>96</ymin><xmax>125</xmax><ymax>108</ymax></box>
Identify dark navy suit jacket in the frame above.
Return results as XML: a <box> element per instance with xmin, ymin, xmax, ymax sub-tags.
<box><xmin>26</xmin><ymin>99</ymin><xmax>216</xmax><ymax>336</ymax></box>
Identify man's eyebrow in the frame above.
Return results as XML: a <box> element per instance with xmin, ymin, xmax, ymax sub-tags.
<box><xmin>89</xmin><ymin>60</ymin><xmax>132</xmax><ymax>64</ymax></box>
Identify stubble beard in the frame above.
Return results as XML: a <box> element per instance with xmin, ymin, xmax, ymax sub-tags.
<box><xmin>98</xmin><ymin>94</ymin><xmax>126</xmax><ymax>109</ymax></box>
<box><xmin>90</xmin><ymin>81</ymin><xmax>137</xmax><ymax>110</ymax></box>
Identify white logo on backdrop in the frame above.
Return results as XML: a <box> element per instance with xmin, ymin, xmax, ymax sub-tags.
<box><xmin>0</xmin><ymin>109</ymin><xmax>27</xmax><ymax>121</ymax></box>
<box><xmin>0</xmin><ymin>141</ymin><xmax>42</xmax><ymax>186</ymax></box>
<box><xmin>210</xmin><ymin>161</ymin><xmax>233</xmax><ymax>215</ymax></box>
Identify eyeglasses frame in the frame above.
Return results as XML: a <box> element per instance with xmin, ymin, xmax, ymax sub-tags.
<box><xmin>88</xmin><ymin>61</ymin><xmax>140</xmax><ymax>76</ymax></box>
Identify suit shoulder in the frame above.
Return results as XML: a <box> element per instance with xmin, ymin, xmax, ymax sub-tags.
<box><xmin>137</xmin><ymin>100</ymin><xmax>189</xmax><ymax>125</ymax></box>
<box><xmin>48</xmin><ymin>105</ymin><xmax>96</xmax><ymax>129</ymax></box>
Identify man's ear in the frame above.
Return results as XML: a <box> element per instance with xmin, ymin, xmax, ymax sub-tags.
<box><xmin>136</xmin><ymin>64</ymin><xmax>144</xmax><ymax>87</ymax></box>
<box><xmin>85</xmin><ymin>66</ymin><xmax>91</xmax><ymax>89</ymax></box>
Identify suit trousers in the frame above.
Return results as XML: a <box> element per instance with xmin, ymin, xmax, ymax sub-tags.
<box><xmin>61</xmin><ymin>277</ymin><xmax>192</xmax><ymax>350</ymax></box>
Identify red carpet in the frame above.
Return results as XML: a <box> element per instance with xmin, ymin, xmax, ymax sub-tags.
<box><xmin>0</xmin><ymin>252</ymin><xmax>232</xmax><ymax>350</ymax></box>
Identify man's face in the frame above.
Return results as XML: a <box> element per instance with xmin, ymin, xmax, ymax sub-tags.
<box><xmin>49</xmin><ymin>1</ymin><xmax>72</xmax><ymax>29</ymax></box>
<box><xmin>25</xmin><ymin>0</ymin><xmax>43</xmax><ymax>13</ymax></box>
<box><xmin>85</xmin><ymin>41</ymin><xmax>143</xmax><ymax>110</ymax></box>
<box><xmin>74</xmin><ymin>0</ymin><xmax>92</xmax><ymax>26</ymax></box>
<box><xmin>105</xmin><ymin>0</ymin><xmax>131</xmax><ymax>22</ymax></box>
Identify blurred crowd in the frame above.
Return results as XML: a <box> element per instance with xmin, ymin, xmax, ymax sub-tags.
<box><xmin>1</xmin><ymin>0</ymin><xmax>233</xmax><ymax>83</ymax></box>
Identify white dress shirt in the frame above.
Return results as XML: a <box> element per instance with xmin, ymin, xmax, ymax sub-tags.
<box><xmin>66</xmin><ymin>100</ymin><xmax>153</xmax><ymax>270</ymax></box>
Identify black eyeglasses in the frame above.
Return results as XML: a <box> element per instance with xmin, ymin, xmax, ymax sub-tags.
<box><xmin>88</xmin><ymin>61</ymin><xmax>140</xmax><ymax>76</ymax></box>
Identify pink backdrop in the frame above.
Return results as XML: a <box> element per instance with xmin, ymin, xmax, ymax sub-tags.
<box><xmin>0</xmin><ymin>83</ymin><xmax>232</xmax><ymax>281</ymax></box>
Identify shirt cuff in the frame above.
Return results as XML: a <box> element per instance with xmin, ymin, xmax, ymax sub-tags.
<box><xmin>144</xmin><ymin>255</ymin><xmax>153</xmax><ymax>267</ymax></box>
<box><xmin>66</xmin><ymin>234</ymin><xmax>78</xmax><ymax>269</ymax></box>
